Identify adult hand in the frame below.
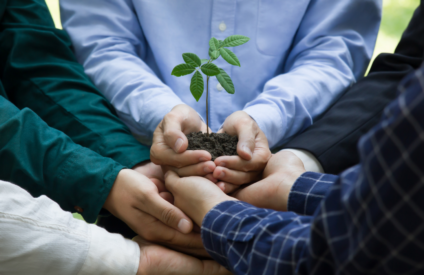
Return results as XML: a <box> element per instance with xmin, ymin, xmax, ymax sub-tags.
<box><xmin>164</xmin><ymin>171</ymin><xmax>236</xmax><ymax>226</ymax></box>
<box><xmin>103</xmin><ymin>169</ymin><xmax>208</xmax><ymax>257</ymax></box>
<box><xmin>134</xmin><ymin>237</ymin><xmax>231</xmax><ymax>275</ymax></box>
<box><xmin>233</xmin><ymin>150</ymin><xmax>306</xmax><ymax>211</ymax></box>
<box><xmin>133</xmin><ymin>160</ymin><xmax>164</xmax><ymax>181</ymax></box>
<box><xmin>151</xmin><ymin>104</ymin><xmax>216</xmax><ymax>177</ymax></box>
<box><xmin>214</xmin><ymin>111</ymin><xmax>271</xmax><ymax>192</ymax></box>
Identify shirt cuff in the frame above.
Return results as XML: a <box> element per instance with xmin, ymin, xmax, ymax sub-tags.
<box><xmin>282</xmin><ymin>149</ymin><xmax>324</xmax><ymax>173</ymax></box>
<box><xmin>79</xmin><ymin>224</ymin><xmax>140</xmax><ymax>275</ymax></box>
<box><xmin>288</xmin><ymin>172</ymin><xmax>339</xmax><ymax>216</ymax></box>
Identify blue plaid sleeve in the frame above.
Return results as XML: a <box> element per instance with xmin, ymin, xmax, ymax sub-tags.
<box><xmin>288</xmin><ymin>172</ymin><xmax>339</xmax><ymax>216</ymax></box>
<box><xmin>202</xmin><ymin>200</ymin><xmax>311</xmax><ymax>274</ymax></box>
<box><xmin>202</xmin><ymin>65</ymin><xmax>424</xmax><ymax>274</ymax></box>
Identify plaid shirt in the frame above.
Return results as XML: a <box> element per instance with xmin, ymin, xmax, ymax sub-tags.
<box><xmin>201</xmin><ymin>65</ymin><xmax>424</xmax><ymax>274</ymax></box>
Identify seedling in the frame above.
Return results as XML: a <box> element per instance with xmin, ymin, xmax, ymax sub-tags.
<box><xmin>171</xmin><ymin>35</ymin><xmax>250</xmax><ymax>136</ymax></box>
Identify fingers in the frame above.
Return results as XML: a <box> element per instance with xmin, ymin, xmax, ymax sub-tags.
<box><xmin>215</xmin><ymin>153</ymin><xmax>269</xmax><ymax>173</ymax></box>
<box><xmin>151</xmin><ymin>144</ymin><xmax>211</xmax><ymax>168</ymax></box>
<box><xmin>159</xmin><ymin>192</ymin><xmax>174</xmax><ymax>204</ymax></box>
<box><xmin>162</xmin><ymin>105</ymin><xmax>203</xmax><ymax>153</ymax></box>
<box><xmin>163</xmin><ymin>170</ymin><xmax>181</xmax><ymax>194</ymax></box>
<box><xmin>216</xmin><ymin>181</ymin><xmax>240</xmax><ymax>194</ymax></box>
<box><xmin>164</xmin><ymin>161</ymin><xmax>216</xmax><ymax>177</ymax></box>
<box><xmin>150</xmin><ymin>178</ymin><xmax>167</xmax><ymax>193</ymax></box>
<box><xmin>213</xmin><ymin>166</ymin><xmax>261</xmax><ymax>185</ymax></box>
<box><xmin>142</xmin><ymin>191</ymin><xmax>193</xmax><ymax>234</ymax></box>
<box><xmin>136</xmin><ymin>237</ymin><xmax>232</xmax><ymax>275</ymax></box>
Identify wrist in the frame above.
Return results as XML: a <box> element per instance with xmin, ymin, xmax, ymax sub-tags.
<box><xmin>278</xmin><ymin>170</ymin><xmax>304</xmax><ymax>211</ymax></box>
<box><xmin>197</xmin><ymin>196</ymin><xmax>237</xmax><ymax>225</ymax></box>
<box><xmin>103</xmin><ymin>169</ymin><xmax>129</xmax><ymax>215</ymax></box>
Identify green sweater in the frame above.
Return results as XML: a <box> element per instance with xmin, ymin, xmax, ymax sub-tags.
<box><xmin>0</xmin><ymin>0</ymin><xmax>150</xmax><ymax>222</ymax></box>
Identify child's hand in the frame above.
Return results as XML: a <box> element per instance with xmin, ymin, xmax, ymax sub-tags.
<box><xmin>164</xmin><ymin>171</ymin><xmax>237</xmax><ymax>226</ymax></box>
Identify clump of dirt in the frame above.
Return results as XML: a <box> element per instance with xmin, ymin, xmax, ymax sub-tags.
<box><xmin>186</xmin><ymin>132</ymin><xmax>238</xmax><ymax>161</ymax></box>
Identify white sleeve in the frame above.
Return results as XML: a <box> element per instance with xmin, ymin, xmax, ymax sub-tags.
<box><xmin>0</xmin><ymin>180</ymin><xmax>139</xmax><ymax>275</ymax></box>
<box><xmin>282</xmin><ymin>149</ymin><xmax>324</xmax><ymax>173</ymax></box>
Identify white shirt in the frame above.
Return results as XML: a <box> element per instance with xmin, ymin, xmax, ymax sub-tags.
<box><xmin>0</xmin><ymin>180</ymin><xmax>139</xmax><ymax>275</ymax></box>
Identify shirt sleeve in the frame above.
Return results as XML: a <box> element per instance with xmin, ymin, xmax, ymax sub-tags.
<box><xmin>244</xmin><ymin>0</ymin><xmax>382</xmax><ymax>148</ymax></box>
<box><xmin>282</xmin><ymin>149</ymin><xmax>324</xmax><ymax>173</ymax></box>
<box><xmin>0</xmin><ymin>180</ymin><xmax>139</xmax><ymax>275</ymax></box>
<box><xmin>0</xmin><ymin>95</ymin><xmax>123</xmax><ymax>223</ymax></box>
<box><xmin>60</xmin><ymin>0</ymin><xmax>184</xmax><ymax>144</ymax></box>
<box><xmin>287</xmin><ymin>171</ymin><xmax>340</xmax><ymax>216</ymax></box>
<box><xmin>0</xmin><ymin>0</ymin><xmax>150</xmax><ymax>167</ymax></box>
<box><xmin>201</xmin><ymin>65</ymin><xmax>424</xmax><ymax>275</ymax></box>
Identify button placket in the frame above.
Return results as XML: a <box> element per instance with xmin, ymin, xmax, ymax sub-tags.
<box><xmin>210</xmin><ymin>0</ymin><xmax>236</xmax><ymax>130</ymax></box>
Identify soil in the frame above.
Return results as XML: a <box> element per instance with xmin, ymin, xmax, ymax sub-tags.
<box><xmin>186</xmin><ymin>132</ymin><xmax>238</xmax><ymax>161</ymax></box>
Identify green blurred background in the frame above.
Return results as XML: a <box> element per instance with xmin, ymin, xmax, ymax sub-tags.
<box><xmin>44</xmin><ymin>0</ymin><xmax>420</xmax><ymax>221</ymax></box>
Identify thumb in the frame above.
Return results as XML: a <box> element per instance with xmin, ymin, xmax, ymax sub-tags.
<box><xmin>162</xmin><ymin>108</ymin><xmax>202</xmax><ymax>154</ymax></box>
<box><xmin>144</xmin><ymin>191</ymin><xmax>194</xmax><ymax>234</ymax></box>
<box><xmin>164</xmin><ymin>170</ymin><xmax>181</xmax><ymax>194</ymax></box>
<box><xmin>236</xmin><ymin>126</ymin><xmax>256</xmax><ymax>161</ymax></box>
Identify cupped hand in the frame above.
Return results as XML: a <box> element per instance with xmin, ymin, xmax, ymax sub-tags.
<box><xmin>164</xmin><ymin>171</ymin><xmax>236</xmax><ymax>226</ymax></box>
<box><xmin>233</xmin><ymin>150</ymin><xmax>306</xmax><ymax>211</ymax></box>
<box><xmin>134</xmin><ymin>237</ymin><xmax>231</xmax><ymax>275</ymax></box>
<box><xmin>214</xmin><ymin>111</ymin><xmax>271</xmax><ymax>192</ymax></box>
<box><xmin>103</xmin><ymin>169</ymin><xmax>208</xmax><ymax>257</ymax></box>
<box><xmin>150</xmin><ymin>104</ymin><xmax>215</xmax><ymax>177</ymax></box>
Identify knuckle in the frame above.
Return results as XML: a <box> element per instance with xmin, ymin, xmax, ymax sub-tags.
<box><xmin>161</xmin><ymin>207</ymin><xmax>176</xmax><ymax>226</ymax></box>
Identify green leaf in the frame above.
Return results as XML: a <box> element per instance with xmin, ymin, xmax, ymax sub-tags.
<box><xmin>218</xmin><ymin>40</ymin><xmax>224</xmax><ymax>47</ymax></box>
<box><xmin>171</xmin><ymin>64</ymin><xmax>196</xmax><ymax>77</ymax></box>
<box><xmin>209</xmin><ymin>48</ymin><xmax>220</xmax><ymax>60</ymax></box>
<box><xmin>182</xmin><ymin>53</ymin><xmax>201</xmax><ymax>67</ymax></box>
<box><xmin>209</xmin><ymin>37</ymin><xmax>220</xmax><ymax>51</ymax></box>
<box><xmin>201</xmin><ymin>63</ymin><xmax>220</xmax><ymax>76</ymax></box>
<box><xmin>222</xmin><ymin>35</ymin><xmax>250</xmax><ymax>47</ymax></box>
<box><xmin>190</xmin><ymin>71</ymin><xmax>204</xmax><ymax>101</ymax></box>
<box><xmin>216</xmin><ymin>68</ymin><xmax>235</xmax><ymax>94</ymax></box>
<box><xmin>200</xmin><ymin>59</ymin><xmax>209</xmax><ymax>64</ymax></box>
<box><xmin>220</xmin><ymin>48</ymin><xmax>240</xmax><ymax>67</ymax></box>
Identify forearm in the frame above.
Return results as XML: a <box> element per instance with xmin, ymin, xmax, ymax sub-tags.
<box><xmin>0</xmin><ymin>97</ymin><xmax>123</xmax><ymax>222</ymax></box>
<box><xmin>0</xmin><ymin>180</ymin><xmax>139</xmax><ymax>275</ymax></box>
<box><xmin>0</xmin><ymin>0</ymin><xmax>150</xmax><ymax>167</ymax></box>
<box><xmin>61</xmin><ymin>0</ymin><xmax>184</xmax><ymax>143</ymax></box>
<box><xmin>201</xmin><ymin>201</ymin><xmax>311</xmax><ymax>274</ymax></box>
<box><xmin>245</xmin><ymin>0</ymin><xmax>381</xmax><ymax>149</ymax></box>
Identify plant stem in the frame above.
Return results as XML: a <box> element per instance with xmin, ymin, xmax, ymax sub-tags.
<box><xmin>206</xmin><ymin>76</ymin><xmax>210</xmax><ymax>136</ymax></box>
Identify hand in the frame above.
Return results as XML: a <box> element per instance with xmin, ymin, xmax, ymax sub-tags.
<box><xmin>214</xmin><ymin>111</ymin><xmax>271</xmax><ymax>192</ymax></box>
<box><xmin>150</xmin><ymin>104</ymin><xmax>215</xmax><ymax>177</ymax></box>
<box><xmin>233</xmin><ymin>150</ymin><xmax>306</xmax><ymax>211</ymax></box>
<box><xmin>133</xmin><ymin>160</ymin><xmax>164</xmax><ymax>181</ymax></box>
<box><xmin>134</xmin><ymin>237</ymin><xmax>231</xmax><ymax>275</ymax></box>
<box><xmin>104</xmin><ymin>169</ymin><xmax>208</xmax><ymax>257</ymax></box>
<box><xmin>164</xmin><ymin>171</ymin><xmax>236</xmax><ymax>226</ymax></box>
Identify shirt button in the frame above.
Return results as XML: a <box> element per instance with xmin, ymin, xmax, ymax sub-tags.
<box><xmin>217</xmin><ymin>83</ymin><xmax>223</xmax><ymax>91</ymax></box>
<box><xmin>74</xmin><ymin>206</ymin><xmax>84</xmax><ymax>213</ymax></box>
<box><xmin>219</xmin><ymin>22</ymin><xmax>227</xmax><ymax>32</ymax></box>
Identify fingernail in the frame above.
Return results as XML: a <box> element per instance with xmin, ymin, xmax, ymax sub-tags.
<box><xmin>199</xmin><ymin>157</ymin><xmax>209</xmax><ymax>162</ymax></box>
<box><xmin>218</xmin><ymin>182</ymin><xmax>225</xmax><ymax>192</ymax></box>
<box><xmin>242</xmin><ymin>145</ymin><xmax>252</xmax><ymax>158</ymax></box>
<box><xmin>178</xmin><ymin>219</ymin><xmax>191</xmax><ymax>233</ymax></box>
<box><xmin>174</xmin><ymin>138</ymin><xmax>184</xmax><ymax>152</ymax></box>
<box><xmin>164</xmin><ymin>171</ymin><xmax>169</xmax><ymax>178</ymax></box>
<box><xmin>217</xmin><ymin>171</ymin><xmax>225</xmax><ymax>179</ymax></box>
<box><xmin>204</xmin><ymin>166</ymin><xmax>213</xmax><ymax>173</ymax></box>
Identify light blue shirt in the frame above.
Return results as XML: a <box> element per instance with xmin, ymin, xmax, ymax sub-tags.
<box><xmin>60</xmin><ymin>0</ymin><xmax>381</xmax><ymax>148</ymax></box>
